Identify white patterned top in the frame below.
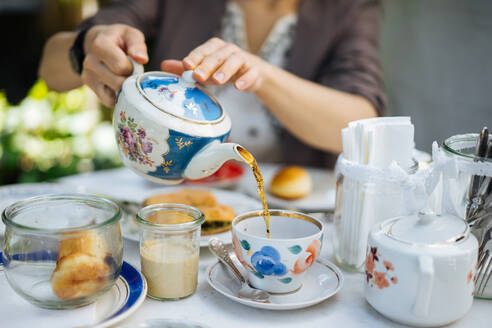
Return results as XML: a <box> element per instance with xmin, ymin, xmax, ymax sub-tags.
<box><xmin>209</xmin><ymin>1</ymin><xmax>298</xmax><ymax>162</ymax></box>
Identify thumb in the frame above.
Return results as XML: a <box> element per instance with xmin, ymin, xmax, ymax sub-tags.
<box><xmin>123</xmin><ymin>27</ymin><xmax>148</xmax><ymax>64</ymax></box>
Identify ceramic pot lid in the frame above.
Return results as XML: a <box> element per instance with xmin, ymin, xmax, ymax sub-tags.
<box><xmin>137</xmin><ymin>71</ymin><xmax>224</xmax><ymax>124</ymax></box>
<box><xmin>385</xmin><ymin>211</ymin><xmax>469</xmax><ymax>245</ymax></box>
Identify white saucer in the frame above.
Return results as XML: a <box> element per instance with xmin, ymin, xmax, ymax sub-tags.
<box><xmin>207</xmin><ymin>258</ymin><xmax>343</xmax><ymax>310</ymax></box>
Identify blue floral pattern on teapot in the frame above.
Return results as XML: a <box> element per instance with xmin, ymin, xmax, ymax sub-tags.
<box><xmin>113</xmin><ymin>64</ymin><xmax>244</xmax><ymax>185</ymax></box>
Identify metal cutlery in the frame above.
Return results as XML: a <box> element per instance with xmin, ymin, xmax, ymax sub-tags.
<box><xmin>463</xmin><ymin>128</ymin><xmax>492</xmax><ymax>297</ymax></box>
<box><xmin>208</xmin><ymin>238</ymin><xmax>270</xmax><ymax>303</ymax></box>
<box><xmin>466</xmin><ymin>127</ymin><xmax>489</xmax><ymax>222</ymax></box>
<box><xmin>476</xmin><ymin>227</ymin><xmax>492</xmax><ymax>296</ymax></box>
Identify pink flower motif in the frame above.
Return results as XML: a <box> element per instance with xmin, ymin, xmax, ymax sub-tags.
<box><xmin>374</xmin><ymin>271</ymin><xmax>390</xmax><ymax>289</ymax></box>
<box><xmin>142</xmin><ymin>141</ymin><xmax>153</xmax><ymax>154</ymax></box>
<box><xmin>366</xmin><ymin>253</ymin><xmax>375</xmax><ymax>274</ymax></box>
<box><xmin>291</xmin><ymin>239</ymin><xmax>321</xmax><ymax>275</ymax></box>
<box><xmin>121</xmin><ymin>127</ymin><xmax>134</xmax><ymax>146</ymax></box>
<box><xmin>383</xmin><ymin>261</ymin><xmax>394</xmax><ymax>271</ymax></box>
<box><xmin>467</xmin><ymin>270</ymin><xmax>473</xmax><ymax>284</ymax></box>
<box><xmin>118</xmin><ymin>113</ymin><xmax>154</xmax><ymax>166</ymax></box>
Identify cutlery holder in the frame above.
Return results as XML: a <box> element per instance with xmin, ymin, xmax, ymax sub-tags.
<box><xmin>437</xmin><ymin>133</ymin><xmax>492</xmax><ymax>298</ymax></box>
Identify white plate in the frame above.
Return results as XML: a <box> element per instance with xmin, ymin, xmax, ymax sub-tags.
<box><xmin>0</xmin><ymin>254</ymin><xmax>146</xmax><ymax>328</ymax></box>
<box><xmin>119</xmin><ymin>187</ymin><xmax>262</xmax><ymax>247</ymax></box>
<box><xmin>93</xmin><ymin>261</ymin><xmax>147</xmax><ymax>327</ymax></box>
<box><xmin>0</xmin><ymin>183</ymin><xmax>87</xmax><ymax>235</ymax></box>
<box><xmin>240</xmin><ymin>164</ymin><xmax>336</xmax><ymax>212</ymax></box>
<box><xmin>207</xmin><ymin>258</ymin><xmax>344</xmax><ymax>310</ymax></box>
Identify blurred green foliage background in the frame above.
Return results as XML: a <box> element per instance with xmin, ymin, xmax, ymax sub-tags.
<box><xmin>0</xmin><ymin>81</ymin><xmax>121</xmax><ymax>185</ymax></box>
<box><xmin>0</xmin><ymin>0</ymin><xmax>121</xmax><ymax>186</ymax></box>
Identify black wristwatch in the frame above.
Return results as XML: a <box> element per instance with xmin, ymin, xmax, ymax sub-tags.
<box><xmin>69</xmin><ymin>28</ymin><xmax>89</xmax><ymax>74</ymax></box>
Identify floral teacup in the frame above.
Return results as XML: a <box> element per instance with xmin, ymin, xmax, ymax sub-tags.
<box><xmin>231</xmin><ymin>210</ymin><xmax>323</xmax><ymax>293</ymax></box>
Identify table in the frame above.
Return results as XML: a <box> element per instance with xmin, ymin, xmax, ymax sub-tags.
<box><xmin>3</xmin><ymin>167</ymin><xmax>491</xmax><ymax>327</ymax></box>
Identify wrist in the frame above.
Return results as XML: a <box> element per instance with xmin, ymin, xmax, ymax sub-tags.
<box><xmin>253</xmin><ymin>59</ymin><xmax>275</xmax><ymax>95</ymax></box>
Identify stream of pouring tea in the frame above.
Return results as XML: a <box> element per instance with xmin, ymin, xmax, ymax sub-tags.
<box><xmin>237</xmin><ymin>147</ymin><xmax>271</xmax><ymax>238</ymax></box>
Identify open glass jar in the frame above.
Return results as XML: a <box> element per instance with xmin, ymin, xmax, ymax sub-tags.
<box><xmin>441</xmin><ymin>133</ymin><xmax>492</xmax><ymax>299</ymax></box>
<box><xmin>441</xmin><ymin>134</ymin><xmax>492</xmax><ymax>220</ymax></box>
<box><xmin>2</xmin><ymin>194</ymin><xmax>122</xmax><ymax>309</ymax></box>
<box><xmin>333</xmin><ymin>160</ymin><xmax>418</xmax><ymax>272</ymax></box>
<box><xmin>136</xmin><ymin>204</ymin><xmax>204</xmax><ymax>300</ymax></box>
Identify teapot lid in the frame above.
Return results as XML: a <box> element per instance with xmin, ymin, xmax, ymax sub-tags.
<box><xmin>383</xmin><ymin>211</ymin><xmax>469</xmax><ymax>246</ymax></box>
<box><xmin>137</xmin><ymin>71</ymin><xmax>224</xmax><ymax>124</ymax></box>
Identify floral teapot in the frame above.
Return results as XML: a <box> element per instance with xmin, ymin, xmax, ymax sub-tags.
<box><xmin>113</xmin><ymin>60</ymin><xmax>246</xmax><ymax>184</ymax></box>
<box><xmin>365</xmin><ymin>210</ymin><xmax>477</xmax><ymax>327</ymax></box>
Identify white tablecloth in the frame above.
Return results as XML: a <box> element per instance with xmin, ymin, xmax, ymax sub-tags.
<box><xmin>2</xmin><ymin>167</ymin><xmax>491</xmax><ymax>327</ymax></box>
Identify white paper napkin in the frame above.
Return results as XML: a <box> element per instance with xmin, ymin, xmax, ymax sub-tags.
<box><xmin>338</xmin><ymin>116</ymin><xmax>415</xmax><ymax>267</ymax></box>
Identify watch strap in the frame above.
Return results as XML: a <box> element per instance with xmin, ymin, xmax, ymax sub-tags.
<box><xmin>69</xmin><ymin>28</ymin><xmax>89</xmax><ymax>74</ymax></box>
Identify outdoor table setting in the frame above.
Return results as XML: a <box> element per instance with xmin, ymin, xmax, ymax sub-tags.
<box><xmin>0</xmin><ymin>164</ymin><xmax>491</xmax><ymax>328</ymax></box>
<box><xmin>1</xmin><ymin>62</ymin><xmax>492</xmax><ymax>328</ymax></box>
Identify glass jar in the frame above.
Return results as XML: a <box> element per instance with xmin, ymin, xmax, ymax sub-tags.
<box><xmin>441</xmin><ymin>134</ymin><xmax>492</xmax><ymax>220</ymax></box>
<box><xmin>136</xmin><ymin>203</ymin><xmax>204</xmax><ymax>300</ymax></box>
<box><xmin>333</xmin><ymin>161</ymin><xmax>418</xmax><ymax>272</ymax></box>
<box><xmin>2</xmin><ymin>194</ymin><xmax>122</xmax><ymax>309</ymax></box>
<box><xmin>441</xmin><ymin>133</ymin><xmax>492</xmax><ymax>299</ymax></box>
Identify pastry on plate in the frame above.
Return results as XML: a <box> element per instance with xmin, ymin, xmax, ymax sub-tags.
<box><xmin>144</xmin><ymin>189</ymin><xmax>235</xmax><ymax>235</ymax></box>
<box><xmin>269</xmin><ymin>166</ymin><xmax>312</xmax><ymax>200</ymax></box>
<box><xmin>199</xmin><ymin>204</ymin><xmax>235</xmax><ymax>235</ymax></box>
<box><xmin>144</xmin><ymin>189</ymin><xmax>217</xmax><ymax>207</ymax></box>
<box><xmin>51</xmin><ymin>230</ymin><xmax>111</xmax><ymax>300</ymax></box>
<box><xmin>57</xmin><ymin>229</ymin><xmax>108</xmax><ymax>260</ymax></box>
<box><xmin>51</xmin><ymin>252</ymin><xmax>110</xmax><ymax>299</ymax></box>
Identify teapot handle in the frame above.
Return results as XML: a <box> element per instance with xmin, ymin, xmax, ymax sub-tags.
<box><xmin>413</xmin><ymin>255</ymin><xmax>434</xmax><ymax>317</ymax></box>
<box><xmin>128</xmin><ymin>56</ymin><xmax>144</xmax><ymax>76</ymax></box>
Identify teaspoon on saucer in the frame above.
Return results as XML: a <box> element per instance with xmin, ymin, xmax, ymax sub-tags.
<box><xmin>208</xmin><ymin>238</ymin><xmax>270</xmax><ymax>303</ymax></box>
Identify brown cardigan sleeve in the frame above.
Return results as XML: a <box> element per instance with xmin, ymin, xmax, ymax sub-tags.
<box><xmin>317</xmin><ymin>0</ymin><xmax>386</xmax><ymax>115</ymax></box>
<box><xmin>77</xmin><ymin>0</ymin><xmax>161</xmax><ymax>38</ymax></box>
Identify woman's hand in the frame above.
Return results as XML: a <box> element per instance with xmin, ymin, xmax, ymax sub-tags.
<box><xmin>160</xmin><ymin>37</ymin><xmax>267</xmax><ymax>92</ymax></box>
<box><xmin>82</xmin><ymin>24</ymin><xmax>148</xmax><ymax>107</ymax></box>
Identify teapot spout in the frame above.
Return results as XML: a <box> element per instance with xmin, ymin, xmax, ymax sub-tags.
<box><xmin>183</xmin><ymin>141</ymin><xmax>247</xmax><ymax>180</ymax></box>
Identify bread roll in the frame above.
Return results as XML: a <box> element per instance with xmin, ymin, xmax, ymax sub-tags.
<box><xmin>51</xmin><ymin>230</ymin><xmax>111</xmax><ymax>300</ymax></box>
<box><xmin>57</xmin><ymin>230</ymin><xmax>108</xmax><ymax>260</ymax></box>
<box><xmin>51</xmin><ymin>252</ymin><xmax>109</xmax><ymax>300</ymax></box>
<box><xmin>269</xmin><ymin>166</ymin><xmax>312</xmax><ymax>199</ymax></box>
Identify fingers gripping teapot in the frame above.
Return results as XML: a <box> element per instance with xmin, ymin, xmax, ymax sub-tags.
<box><xmin>113</xmin><ymin>60</ymin><xmax>246</xmax><ymax>184</ymax></box>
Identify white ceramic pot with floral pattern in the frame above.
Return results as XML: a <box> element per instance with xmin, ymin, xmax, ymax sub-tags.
<box><xmin>232</xmin><ymin>210</ymin><xmax>323</xmax><ymax>294</ymax></box>
<box><xmin>365</xmin><ymin>211</ymin><xmax>478</xmax><ymax>327</ymax></box>
<box><xmin>113</xmin><ymin>60</ymin><xmax>245</xmax><ymax>184</ymax></box>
